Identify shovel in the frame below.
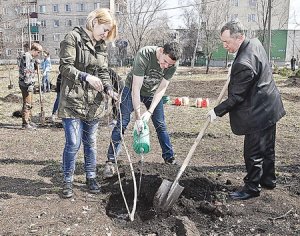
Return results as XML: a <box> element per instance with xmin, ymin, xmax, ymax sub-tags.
<box><xmin>153</xmin><ymin>68</ymin><xmax>231</xmax><ymax>211</ymax></box>
<box><xmin>36</xmin><ymin>67</ymin><xmax>45</xmax><ymax>125</ymax></box>
<box><xmin>8</xmin><ymin>67</ymin><xmax>14</xmax><ymax>89</ymax></box>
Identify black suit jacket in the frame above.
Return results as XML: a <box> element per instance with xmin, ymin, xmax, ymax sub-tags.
<box><xmin>214</xmin><ymin>38</ymin><xmax>286</xmax><ymax>135</ymax></box>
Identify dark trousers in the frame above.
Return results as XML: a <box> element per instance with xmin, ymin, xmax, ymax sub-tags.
<box><xmin>19</xmin><ymin>85</ymin><xmax>33</xmax><ymax>125</ymax></box>
<box><xmin>243</xmin><ymin>124</ymin><xmax>277</xmax><ymax>193</ymax></box>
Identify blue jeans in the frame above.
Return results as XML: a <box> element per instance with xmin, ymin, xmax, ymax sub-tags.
<box><xmin>42</xmin><ymin>72</ymin><xmax>50</xmax><ymax>92</ymax></box>
<box><xmin>107</xmin><ymin>86</ymin><xmax>174</xmax><ymax>161</ymax></box>
<box><xmin>52</xmin><ymin>92</ymin><xmax>60</xmax><ymax>115</ymax></box>
<box><xmin>62</xmin><ymin>118</ymin><xmax>99</xmax><ymax>183</ymax></box>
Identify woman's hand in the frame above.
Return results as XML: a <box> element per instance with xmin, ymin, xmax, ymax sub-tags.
<box><xmin>86</xmin><ymin>75</ymin><xmax>104</xmax><ymax>92</ymax></box>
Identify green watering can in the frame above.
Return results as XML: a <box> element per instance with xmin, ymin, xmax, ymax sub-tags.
<box><xmin>133</xmin><ymin>121</ymin><xmax>151</xmax><ymax>154</ymax></box>
<box><xmin>133</xmin><ymin>121</ymin><xmax>151</xmax><ymax>196</ymax></box>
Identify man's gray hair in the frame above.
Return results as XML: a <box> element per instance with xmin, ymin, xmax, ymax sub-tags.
<box><xmin>221</xmin><ymin>21</ymin><xmax>245</xmax><ymax>38</ymax></box>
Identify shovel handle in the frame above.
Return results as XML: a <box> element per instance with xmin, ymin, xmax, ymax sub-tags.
<box><xmin>36</xmin><ymin>66</ymin><xmax>45</xmax><ymax>125</ymax></box>
<box><xmin>172</xmin><ymin>68</ymin><xmax>231</xmax><ymax>187</ymax></box>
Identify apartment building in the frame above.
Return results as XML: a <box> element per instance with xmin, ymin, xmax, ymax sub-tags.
<box><xmin>227</xmin><ymin>0</ymin><xmax>290</xmax><ymax>30</ymax></box>
<box><xmin>0</xmin><ymin>0</ymin><xmax>126</xmax><ymax>62</ymax></box>
<box><xmin>0</xmin><ymin>0</ymin><xmax>36</xmax><ymax>60</ymax></box>
<box><xmin>228</xmin><ymin>0</ymin><xmax>300</xmax><ymax>63</ymax></box>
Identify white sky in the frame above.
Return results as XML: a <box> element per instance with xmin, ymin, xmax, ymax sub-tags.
<box><xmin>165</xmin><ymin>0</ymin><xmax>300</xmax><ymax>30</ymax></box>
<box><xmin>289</xmin><ymin>0</ymin><xmax>300</xmax><ymax>29</ymax></box>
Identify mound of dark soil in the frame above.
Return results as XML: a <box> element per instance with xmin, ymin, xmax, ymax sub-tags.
<box><xmin>1</xmin><ymin>93</ymin><xmax>22</xmax><ymax>103</ymax></box>
<box><xmin>285</xmin><ymin>76</ymin><xmax>300</xmax><ymax>87</ymax></box>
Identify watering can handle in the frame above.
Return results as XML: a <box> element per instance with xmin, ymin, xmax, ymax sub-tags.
<box><xmin>172</xmin><ymin>68</ymin><xmax>231</xmax><ymax>186</ymax></box>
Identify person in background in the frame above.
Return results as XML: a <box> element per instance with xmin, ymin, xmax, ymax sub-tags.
<box><xmin>104</xmin><ymin>42</ymin><xmax>182</xmax><ymax>178</ymax></box>
<box><xmin>18</xmin><ymin>42</ymin><xmax>43</xmax><ymax>130</ymax></box>
<box><xmin>41</xmin><ymin>51</ymin><xmax>52</xmax><ymax>92</ymax></box>
<box><xmin>290</xmin><ymin>56</ymin><xmax>296</xmax><ymax>71</ymax></box>
<box><xmin>58</xmin><ymin>8</ymin><xmax>118</xmax><ymax>198</ymax></box>
<box><xmin>207</xmin><ymin>21</ymin><xmax>285</xmax><ymax>200</ymax></box>
<box><xmin>51</xmin><ymin>73</ymin><xmax>61</xmax><ymax>122</ymax></box>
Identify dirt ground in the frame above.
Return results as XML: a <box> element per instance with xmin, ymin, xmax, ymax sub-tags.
<box><xmin>0</xmin><ymin>66</ymin><xmax>299</xmax><ymax>235</ymax></box>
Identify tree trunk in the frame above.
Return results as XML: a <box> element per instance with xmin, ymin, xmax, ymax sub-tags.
<box><xmin>191</xmin><ymin>24</ymin><xmax>201</xmax><ymax>68</ymax></box>
<box><xmin>205</xmin><ymin>52</ymin><xmax>212</xmax><ymax>74</ymax></box>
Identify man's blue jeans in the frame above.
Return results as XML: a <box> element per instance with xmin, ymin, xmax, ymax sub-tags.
<box><xmin>107</xmin><ymin>86</ymin><xmax>174</xmax><ymax>162</ymax></box>
<box><xmin>62</xmin><ymin>118</ymin><xmax>99</xmax><ymax>183</ymax></box>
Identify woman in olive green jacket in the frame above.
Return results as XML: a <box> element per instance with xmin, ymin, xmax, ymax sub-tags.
<box><xmin>58</xmin><ymin>8</ymin><xmax>118</xmax><ymax>198</ymax></box>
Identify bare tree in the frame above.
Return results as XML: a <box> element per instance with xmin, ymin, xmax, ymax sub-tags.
<box><xmin>179</xmin><ymin>0</ymin><xmax>228</xmax><ymax>72</ymax></box>
<box><xmin>255</xmin><ymin>0</ymin><xmax>289</xmax><ymax>45</ymax></box>
<box><xmin>179</xmin><ymin>7</ymin><xmax>197</xmax><ymax>66</ymax></box>
<box><xmin>190</xmin><ymin>1</ymin><xmax>201</xmax><ymax>68</ymax></box>
<box><xmin>195</xmin><ymin>0</ymin><xmax>228</xmax><ymax>73</ymax></box>
<box><xmin>120</xmin><ymin>0</ymin><xmax>171</xmax><ymax>55</ymax></box>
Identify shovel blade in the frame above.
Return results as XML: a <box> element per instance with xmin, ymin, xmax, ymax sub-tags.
<box><xmin>153</xmin><ymin>179</ymin><xmax>184</xmax><ymax>211</ymax></box>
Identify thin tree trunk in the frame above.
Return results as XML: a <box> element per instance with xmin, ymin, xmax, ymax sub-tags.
<box><xmin>205</xmin><ymin>52</ymin><xmax>212</xmax><ymax>74</ymax></box>
<box><xmin>191</xmin><ymin>24</ymin><xmax>201</xmax><ymax>68</ymax></box>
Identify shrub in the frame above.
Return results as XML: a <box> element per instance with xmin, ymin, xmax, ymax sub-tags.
<box><xmin>295</xmin><ymin>69</ymin><xmax>300</xmax><ymax>78</ymax></box>
<box><xmin>278</xmin><ymin>67</ymin><xmax>293</xmax><ymax>77</ymax></box>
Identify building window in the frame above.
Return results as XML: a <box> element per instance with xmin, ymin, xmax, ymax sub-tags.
<box><xmin>6</xmin><ymin>49</ymin><xmax>12</xmax><ymax>56</ymax></box>
<box><xmin>54</xmin><ymin>20</ymin><xmax>60</xmax><ymax>27</ymax></box>
<box><xmin>65</xmin><ymin>4</ymin><xmax>71</xmax><ymax>12</ymax></box>
<box><xmin>39</xmin><ymin>5</ymin><xmax>46</xmax><ymax>13</ymax></box>
<box><xmin>66</xmin><ymin>19</ymin><xmax>72</xmax><ymax>27</ymax></box>
<box><xmin>16</xmin><ymin>35</ymin><xmax>22</xmax><ymax>43</ymax></box>
<box><xmin>29</xmin><ymin>5</ymin><xmax>36</xmax><ymax>13</ymax></box>
<box><xmin>40</xmin><ymin>20</ymin><xmax>46</xmax><ymax>27</ymax></box>
<box><xmin>53</xmin><ymin>34</ymin><xmax>61</xmax><ymax>42</ymax></box>
<box><xmin>248</xmin><ymin>14</ymin><xmax>256</xmax><ymax>22</ymax></box>
<box><xmin>31</xmin><ymin>18</ymin><xmax>39</xmax><ymax>26</ymax></box>
<box><xmin>15</xmin><ymin>6</ymin><xmax>28</xmax><ymax>14</ymax></box>
<box><xmin>3</xmin><ymin>35</ymin><xmax>9</xmax><ymax>42</ymax></box>
<box><xmin>17</xmin><ymin>48</ymin><xmax>23</xmax><ymax>55</ymax></box>
<box><xmin>94</xmin><ymin>2</ymin><xmax>101</xmax><ymax>9</ymax></box>
<box><xmin>31</xmin><ymin>33</ymin><xmax>39</xmax><ymax>41</ymax></box>
<box><xmin>231</xmin><ymin>0</ymin><xmax>239</xmax><ymax>7</ymax></box>
<box><xmin>3</xmin><ymin>7</ymin><xmax>8</xmax><ymax>15</ymax></box>
<box><xmin>230</xmin><ymin>14</ymin><xmax>238</xmax><ymax>21</ymax></box>
<box><xmin>249</xmin><ymin>0</ymin><xmax>257</xmax><ymax>7</ymax></box>
<box><xmin>4</xmin><ymin>22</ymin><xmax>11</xmax><ymax>29</ymax></box>
<box><xmin>77</xmin><ymin>3</ymin><xmax>85</xmax><ymax>12</ymax></box>
<box><xmin>78</xmin><ymin>18</ymin><xmax>85</xmax><ymax>26</ymax></box>
<box><xmin>41</xmin><ymin>35</ymin><xmax>45</xmax><ymax>41</ymax></box>
<box><xmin>53</xmin><ymin>4</ymin><xmax>59</xmax><ymax>12</ymax></box>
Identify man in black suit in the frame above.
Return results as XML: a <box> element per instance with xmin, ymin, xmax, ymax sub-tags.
<box><xmin>207</xmin><ymin>21</ymin><xmax>286</xmax><ymax>200</ymax></box>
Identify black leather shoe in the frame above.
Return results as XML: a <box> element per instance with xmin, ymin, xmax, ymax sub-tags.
<box><xmin>86</xmin><ymin>178</ymin><xmax>101</xmax><ymax>194</ymax></box>
<box><xmin>260</xmin><ymin>183</ymin><xmax>276</xmax><ymax>190</ymax></box>
<box><xmin>62</xmin><ymin>182</ymin><xmax>73</xmax><ymax>198</ymax></box>
<box><xmin>229</xmin><ymin>191</ymin><xmax>259</xmax><ymax>200</ymax></box>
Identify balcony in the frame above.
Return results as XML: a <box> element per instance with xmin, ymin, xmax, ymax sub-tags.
<box><xmin>30</xmin><ymin>25</ymin><xmax>39</xmax><ymax>33</ymax></box>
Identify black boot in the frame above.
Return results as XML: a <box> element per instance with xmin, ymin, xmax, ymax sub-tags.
<box><xmin>62</xmin><ymin>182</ymin><xmax>73</xmax><ymax>198</ymax></box>
<box><xmin>86</xmin><ymin>178</ymin><xmax>101</xmax><ymax>194</ymax></box>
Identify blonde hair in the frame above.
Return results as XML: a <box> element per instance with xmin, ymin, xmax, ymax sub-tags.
<box><xmin>31</xmin><ymin>42</ymin><xmax>43</xmax><ymax>52</ymax></box>
<box><xmin>86</xmin><ymin>8</ymin><xmax>117</xmax><ymax>41</ymax></box>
